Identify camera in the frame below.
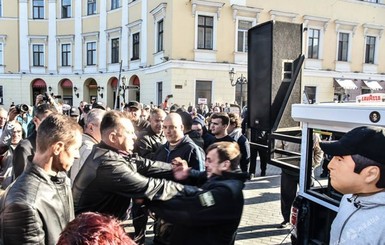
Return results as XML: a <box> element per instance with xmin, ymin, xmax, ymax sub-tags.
<box><xmin>42</xmin><ymin>92</ymin><xmax>53</xmax><ymax>103</ymax></box>
<box><xmin>15</xmin><ymin>104</ymin><xmax>29</xmax><ymax>114</ymax></box>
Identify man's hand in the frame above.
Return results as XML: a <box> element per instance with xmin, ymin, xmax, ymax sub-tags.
<box><xmin>7</xmin><ymin>107</ymin><xmax>19</xmax><ymax>122</ymax></box>
<box><xmin>172</xmin><ymin>157</ymin><xmax>190</xmax><ymax>180</ymax></box>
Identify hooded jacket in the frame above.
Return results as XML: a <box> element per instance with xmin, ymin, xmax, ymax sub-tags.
<box><xmin>149</xmin><ymin>170</ymin><xmax>249</xmax><ymax>245</ymax></box>
<box><xmin>153</xmin><ymin>135</ymin><xmax>205</xmax><ymax>171</ymax></box>
<box><xmin>330</xmin><ymin>192</ymin><xmax>385</xmax><ymax>245</ymax></box>
<box><xmin>0</xmin><ymin>164</ymin><xmax>73</xmax><ymax>245</ymax></box>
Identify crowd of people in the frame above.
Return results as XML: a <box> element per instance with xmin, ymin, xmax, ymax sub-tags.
<box><xmin>1</xmin><ymin>95</ymin><xmax>383</xmax><ymax>245</ymax></box>
<box><xmin>0</xmin><ymin>96</ymin><xmax>254</xmax><ymax>245</ymax></box>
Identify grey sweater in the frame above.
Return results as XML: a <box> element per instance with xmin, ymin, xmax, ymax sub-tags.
<box><xmin>330</xmin><ymin>191</ymin><xmax>385</xmax><ymax>244</ymax></box>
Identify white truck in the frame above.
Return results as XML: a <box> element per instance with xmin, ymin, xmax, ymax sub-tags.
<box><xmin>286</xmin><ymin>99</ymin><xmax>385</xmax><ymax>244</ymax></box>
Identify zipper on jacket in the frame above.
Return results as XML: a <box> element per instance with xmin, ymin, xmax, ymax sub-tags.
<box><xmin>337</xmin><ymin>198</ymin><xmax>362</xmax><ymax>244</ymax></box>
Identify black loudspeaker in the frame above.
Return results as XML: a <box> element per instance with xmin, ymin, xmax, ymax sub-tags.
<box><xmin>247</xmin><ymin>21</ymin><xmax>303</xmax><ymax>131</ymax></box>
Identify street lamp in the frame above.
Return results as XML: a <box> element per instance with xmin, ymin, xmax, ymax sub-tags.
<box><xmin>120</xmin><ymin>76</ymin><xmax>128</xmax><ymax>104</ymax></box>
<box><xmin>229</xmin><ymin>68</ymin><xmax>247</xmax><ymax>109</ymax></box>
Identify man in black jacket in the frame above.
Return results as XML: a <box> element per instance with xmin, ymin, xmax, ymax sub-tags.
<box><xmin>0</xmin><ymin>113</ymin><xmax>83</xmax><ymax>245</ymax></box>
<box><xmin>134</xmin><ymin>108</ymin><xmax>167</xmax><ymax>159</ymax></box>
<box><xmin>149</xmin><ymin>141</ymin><xmax>248</xmax><ymax>245</ymax></box>
<box><xmin>13</xmin><ymin>103</ymin><xmax>55</xmax><ymax>179</ymax></box>
<box><xmin>72</xmin><ymin>111</ymin><xmax>198</xmax><ymax>220</ymax></box>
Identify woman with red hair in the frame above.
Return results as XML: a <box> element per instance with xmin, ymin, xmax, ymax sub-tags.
<box><xmin>57</xmin><ymin>212</ymin><xmax>136</xmax><ymax>245</ymax></box>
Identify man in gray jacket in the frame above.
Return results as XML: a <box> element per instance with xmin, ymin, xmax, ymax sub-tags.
<box><xmin>320</xmin><ymin>126</ymin><xmax>385</xmax><ymax>245</ymax></box>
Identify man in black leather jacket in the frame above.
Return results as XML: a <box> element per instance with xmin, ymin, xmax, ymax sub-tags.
<box><xmin>148</xmin><ymin>141</ymin><xmax>248</xmax><ymax>245</ymax></box>
<box><xmin>72</xmin><ymin>111</ymin><xmax>198</xmax><ymax>220</ymax></box>
<box><xmin>0</xmin><ymin>113</ymin><xmax>83</xmax><ymax>245</ymax></box>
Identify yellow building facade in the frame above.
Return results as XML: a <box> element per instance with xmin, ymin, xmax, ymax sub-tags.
<box><xmin>0</xmin><ymin>0</ymin><xmax>384</xmax><ymax>108</ymax></box>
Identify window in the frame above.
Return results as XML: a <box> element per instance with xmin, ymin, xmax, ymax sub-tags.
<box><xmin>157</xmin><ymin>82</ymin><xmax>163</xmax><ymax>106</ymax></box>
<box><xmin>62</xmin><ymin>0</ymin><xmax>71</xmax><ymax>18</ymax></box>
<box><xmin>304</xmin><ymin>86</ymin><xmax>317</xmax><ymax>104</ymax></box>
<box><xmin>157</xmin><ymin>20</ymin><xmax>164</xmax><ymax>52</ymax></box>
<box><xmin>365</xmin><ymin>36</ymin><xmax>376</xmax><ymax>64</ymax></box>
<box><xmin>33</xmin><ymin>0</ymin><xmax>44</xmax><ymax>19</ymax></box>
<box><xmin>87</xmin><ymin>0</ymin><xmax>96</xmax><ymax>15</ymax></box>
<box><xmin>197</xmin><ymin>15</ymin><xmax>213</xmax><ymax>50</ymax></box>
<box><xmin>61</xmin><ymin>44</ymin><xmax>71</xmax><ymax>66</ymax></box>
<box><xmin>0</xmin><ymin>43</ymin><xmax>3</xmax><ymax>66</ymax></box>
<box><xmin>237</xmin><ymin>20</ymin><xmax>252</xmax><ymax>52</ymax></box>
<box><xmin>338</xmin><ymin>32</ymin><xmax>349</xmax><ymax>61</ymax></box>
<box><xmin>111</xmin><ymin>38</ymin><xmax>119</xmax><ymax>64</ymax></box>
<box><xmin>33</xmin><ymin>44</ymin><xmax>44</xmax><ymax>66</ymax></box>
<box><xmin>282</xmin><ymin>60</ymin><xmax>293</xmax><ymax>82</ymax></box>
<box><xmin>111</xmin><ymin>0</ymin><xmax>119</xmax><ymax>10</ymax></box>
<box><xmin>307</xmin><ymin>28</ymin><xmax>320</xmax><ymax>59</ymax></box>
<box><xmin>195</xmin><ymin>81</ymin><xmax>212</xmax><ymax>106</ymax></box>
<box><xmin>0</xmin><ymin>0</ymin><xmax>2</xmax><ymax>17</ymax></box>
<box><xmin>132</xmin><ymin>33</ymin><xmax>140</xmax><ymax>60</ymax></box>
<box><xmin>0</xmin><ymin>85</ymin><xmax>3</xmax><ymax>104</ymax></box>
<box><xmin>87</xmin><ymin>42</ymin><xmax>97</xmax><ymax>65</ymax></box>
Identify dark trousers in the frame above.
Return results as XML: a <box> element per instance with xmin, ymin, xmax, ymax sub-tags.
<box><xmin>132</xmin><ymin>202</ymin><xmax>148</xmax><ymax>245</ymax></box>
<box><xmin>280</xmin><ymin>171</ymin><xmax>299</xmax><ymax>222</ymax></box>
<box><xmin>249</xmin><ymin>146</ymin><xmax>268</xmax><ymax>174</ymax></box>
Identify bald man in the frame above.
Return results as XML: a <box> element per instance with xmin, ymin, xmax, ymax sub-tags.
<box><xmin>153</xmin><ymin>113</ymin><xmax>205</xmax><ymax>171</ymax></box>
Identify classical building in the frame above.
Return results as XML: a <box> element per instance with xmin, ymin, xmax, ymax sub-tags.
<box><xmin>0</xmin><ymin>0</ymin><xmax>384</xmax><ymax>108</ymax></box>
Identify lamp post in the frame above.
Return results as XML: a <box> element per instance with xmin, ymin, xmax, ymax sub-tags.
<box><xmin>120</xmin><ymin>76</ymin><xmax>128</xmax><ymax>104</ymax></box>
<box><xmin>229</xmin><ymin>68</ymin><xmax>247</xmax><ymax>109</ymax></box>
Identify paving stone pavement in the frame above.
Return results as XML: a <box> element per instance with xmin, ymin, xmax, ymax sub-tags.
<box><xmin>124</xmin><ymin>163</ymin><xmax>292</xmax><ymax>245</ymax></box>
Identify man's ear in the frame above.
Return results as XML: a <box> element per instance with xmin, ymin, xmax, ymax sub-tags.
<box><xmin>109</xmin><ymin>131</ymin><xmax>117</xmax><ymax>143</ymax></box>
<box><xmin>53</xmin><ymin>141</ymin><xmax>65</xmax><ymax>155</ymax></box>
<box><xmin>220</xmin><ymin>160</ymin><xmax>231</xmax><ymax>171</ymax></box>
<box><xmin>363</xmin><ymin>166</ymin><xmax>381</xmax><ymax>185</ymax></box>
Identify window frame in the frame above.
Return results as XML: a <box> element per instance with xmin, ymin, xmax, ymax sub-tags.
<box><xmin>111</xmin><ymin>0</ymin><xmax>120</xmax><ymax>10</ymax></box>
<box><xmin>86</xmin><ymin>41</ymin><xmax>97</xmax><ymax>66</ymax></box>
<box><xmin>111</xmin><ymin>38</ymin><xmax>120</xmax><ymax>64</ymax></box>
<box><xmin>157</xmin><ymin>82</ymin><xmax>163</xmax><ymax>106</ymax></box>
<box><xmin>307</xmin><ymin>28</ymin><xmax>321</xmax><ymax>59</ymax></box>
<box><xmin>0</xmin><ymin>0</ymin><xmax>3</xmax><ymax>17</ymax></box>
<box><xmin>364</xmin><ymin>35</ymin><xmax>376</xmax><ymax>64</ymax></box>
<box><xmin>32</xmin><ymin>0</ymin><xmax>44</xmax><ymax>19</ymax></box>
<box><xmin>132</xmin><ymin>32</ymin><xmax>140</xmax><ymax>60</ymax></box>
<box><xmin>61</xmin><ymin>0</ymin><xmax>71</xmax><ymax>18</ymax></box>
<box><xmin>87</xmin><ymin>0</ymin><xmax>96</xmax><ymax>15</ymax></box>
<box><xmin>157</xmin><ymin>19</ymin><xmax>164</xmax><ymax>53</ymax></box>
<box><xmin>61</xmin><ymin>43</ymin><xmax>71</xmax><ymax>67</ymax></box>
<box><xmin>32</xmin><ymin>44</ymin><xmax>44</xmax><ymax>67</ymax></box>
<box><xmin>337</xmin><ymin>32</ymin><xmax>350</xmax><ymax>62</ymax></box>
<box><xmin>197</xmin><ymin>15</ymin><xmax>214</xmax><ymax>50</ymax></box>
<box><xmin>0</xmin><ymin>43</ymin><xmax>3</xmax><ymax>66</ymax></box>
<box><xmin>236</xmin><ymin>19</ymin><xmax>253</xmax><ymax>53</ymax></box>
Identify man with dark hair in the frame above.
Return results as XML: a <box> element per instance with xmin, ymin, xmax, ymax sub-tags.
<box><xmin>124</xmin><ymin>100</ymin><xmax>150</xmax><ymax>134</ymax></box>
<box><xmin>13</xmin><ymin>103</ymin><xmax>56</xmax><ymax>179</ymax></box>
<box><xmin>210</xmin><ymin>112</ymin><xmax>235</xmax><ymax>143</ymax></box>
<box><xmin>0</xmin><ymin>113</ymin><xmax>83</xmax><ymax>244</ymax></box>
<box><xmin>149</xmin><ymin>141</ymin><xmax>248</xmax><ymax>245</ymax></box>
<box><xmin>178</xmin><ymin>111</ymin><xmax>204</xmax><ymax>149</ymax></box>
<box><xmin>320</xmin><ymin>126</ymin><xmax>385</xmax><ymax>244</ymax></box>
<box><xmin>72</xmin><ymin>111</ymin><xmax>198</xmax><ymax>220</ymax></box>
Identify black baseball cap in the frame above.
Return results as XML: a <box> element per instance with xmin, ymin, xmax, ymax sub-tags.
<box><xmin>125</xmin><ymin>101</ymin><xmax>141</xmax><ymax>110</ymax></box>
<box><xmin>320</xmin><ymin>126</ymin><xmax>385</xmax><ymax>164</ymax></box>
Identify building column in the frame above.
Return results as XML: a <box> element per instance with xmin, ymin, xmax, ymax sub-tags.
<box><xmin>74</xmin><ymin>0</ymin><xmax>83</xmax><ymax>73</ymax></box>
<box><xmin>98</xmin><ymin>0</ymin><xmax>107</xmax><ymax>72</ymax></box>
<box><xmin>48</xmin><ymin>0</ymin><xmax>57</xmax><ymax>74</ymax></box>
<box><xmin>141</xmin><ymin>0</ymin><xmax>148</xmax><ymax>66</ymax></box>
<box><xmin>19</xmin><ymin>0</ymin><xmax>29</xmax><ymax>73</ymax></box>
<box><xmin>121</xmin><ymin>0</ymin><xmax>129</xmax><ymax>71</ymax></box>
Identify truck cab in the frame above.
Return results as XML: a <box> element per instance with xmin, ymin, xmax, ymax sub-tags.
<box><xmin>288</xmin><ymin>101</ymin><xmax>385</xmax><ymax>244</ymax></box>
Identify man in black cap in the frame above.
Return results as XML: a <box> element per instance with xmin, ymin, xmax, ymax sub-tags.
<box><xmin>319</xmin><ymin>126</ymin><xmax>385</xmax><ymax>245</ymax></box>
<box><xmin>124</xmin><ymin>101</ymin><xmax>150</xmax><ymax>134</ymax></box>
